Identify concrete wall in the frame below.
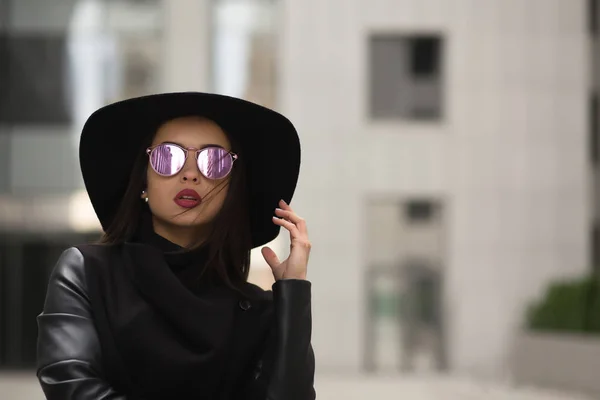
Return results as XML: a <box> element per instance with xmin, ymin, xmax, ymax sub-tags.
<box><xmin>279</xmin><ymin>0</ymin><xmax>590</xmax><ymax>376</ymax></box>
<box><xmin>511</xmin><ymin>332</ymin><xmax>600</xmax><ymax>398</ymax></box>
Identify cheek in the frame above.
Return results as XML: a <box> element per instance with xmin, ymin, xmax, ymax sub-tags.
<box><xmin>145</xmin><ymin>168</ymin><xmax>154</xmax><ymax>190</ymax></box>
<box><xmin>146</xmin><ymin>171</ymin><xmax>172</xmax><ymax>201</ymax></box>
<box><xmin>146</xmin><ymin>174</ymin><xmax>159</xmax><ymax>195</ymax></box>
<box><xmin>206</xmin><ymin>183</ymin><xmax>229</xmax><ymax>210</ymax></box>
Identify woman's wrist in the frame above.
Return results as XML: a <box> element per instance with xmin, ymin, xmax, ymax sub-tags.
<box><xmin>281</xmin><ymin>274</ymin><xmax>306</xmax><ymax>281</ymax></box>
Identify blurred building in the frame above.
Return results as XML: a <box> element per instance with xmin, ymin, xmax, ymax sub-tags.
<box><xmin>0</xmin><ymin>0</ymin><xmax>596</xmax><ymax>386</ymax></box>
<box><xmin>591</xmin><ymin>0</ymin><xmax>600</xmax><ymax>273</ymax></box>
<box><xmin>279</xmin><ymin>0</ymin><xmax>593</xmax><ymax>379</ymax></box>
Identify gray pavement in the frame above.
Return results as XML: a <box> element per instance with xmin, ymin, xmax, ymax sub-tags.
<box><xmin>0</xmin><ymin>372</ymin><xmax>592</xmax><ymax>400</ymax></box>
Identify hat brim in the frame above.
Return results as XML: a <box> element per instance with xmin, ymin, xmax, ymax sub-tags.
<box><xmin>79</xmin><ymin>92</ymin><xmax>300</xmax><ymax>248</ymax></box>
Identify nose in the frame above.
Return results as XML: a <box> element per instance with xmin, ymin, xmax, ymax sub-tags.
<box><xmin>180</xmin><ymin>156</ymin><xmax>200</xmax><ymax>183</ymax></box>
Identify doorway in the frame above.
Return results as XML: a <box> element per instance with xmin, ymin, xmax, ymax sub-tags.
<box><xmin>363</xmin><ymin>196</ymin><xmax>447</xmax><ymax>373</ymax></box>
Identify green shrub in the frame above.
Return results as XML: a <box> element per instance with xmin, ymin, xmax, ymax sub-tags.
<box><xmin>526</xmin><ymin>276</ymin><xmax>600</xmax><ymax>334</ymax></box>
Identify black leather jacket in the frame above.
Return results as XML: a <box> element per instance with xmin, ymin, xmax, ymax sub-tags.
<box><xmin>36</xmin><ymin>248</ymin><xmax>316</xmax><ymax>399</ymax></box>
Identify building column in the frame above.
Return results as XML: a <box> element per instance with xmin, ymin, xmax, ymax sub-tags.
<box><xmin>161</xmin><ymin>0</ymin><xmax>211</xmax><ymax>92</ymax></box>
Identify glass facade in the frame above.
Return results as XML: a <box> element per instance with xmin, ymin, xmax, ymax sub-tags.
<box><xmin>0</xmin><ymin>0</ymin><xmax>165</xmax><ymax>368</ymax></box>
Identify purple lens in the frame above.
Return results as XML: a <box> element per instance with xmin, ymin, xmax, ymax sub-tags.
<box><xmin>198</xmin><ymin>147</ymin><xmax>233</xmax><ymax>179</ymax></box>
<box><xmin>150</xmin><ymin>144</ymin><xmax>186</xmax><ymax>176</ymax></box>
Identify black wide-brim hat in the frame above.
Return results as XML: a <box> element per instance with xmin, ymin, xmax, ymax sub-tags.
<box><xmin>79</xmin><ymin>92</ymin><xmax>301</xmax><ymax>249</ymax></box>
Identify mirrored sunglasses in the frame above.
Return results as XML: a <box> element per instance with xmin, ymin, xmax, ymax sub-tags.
<box><xmin>146</xmin><ymin>143</ymin><xmax>238</xmax><ymax>180</ymax></box>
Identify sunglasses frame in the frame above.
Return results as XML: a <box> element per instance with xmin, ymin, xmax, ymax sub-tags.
<box><xmin>146</xmin><ymin>142</ymin><xmax>238</xmax><ymax>179</ymax></box>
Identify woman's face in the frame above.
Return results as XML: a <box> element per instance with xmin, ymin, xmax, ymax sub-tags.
<box><xmin>143</xmin><ymin>117</ymin><xmax>232</xmax><ymax>246</ymax></box>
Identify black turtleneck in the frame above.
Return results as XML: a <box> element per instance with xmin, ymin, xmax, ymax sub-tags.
<box><xmin>76</xmin><ymin>209</ymin><xmax>269</xmax><ymax>399</ymax></box>
<box><xmin>132</xmin><ymin>210</ymin><xmax>220</xmax><ymax>294</ymax></box>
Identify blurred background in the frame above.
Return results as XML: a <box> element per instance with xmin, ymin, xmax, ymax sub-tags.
<box><xmin>0</xmin><ymin>0</ymin><xmax>599</xmax><ymax>399</ymax></box>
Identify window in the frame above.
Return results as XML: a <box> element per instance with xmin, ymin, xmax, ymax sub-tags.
<box><xmin>369</xmin><ymin>34</ymin><xmax>443</xmax><ymax>121</ymax></box>
<box><xmin>0</xmin><ymin>0</ymin><xmax>163</xmax><ymax>125</ymax></box>
<box><xmin>590</xmin><ymin>0</ymin><xmax>598</xmax><ymax>36</ymax></box>
<box><xmin>410</xmin><ymin>37</ymin><xmax>440</xmax><ymax>77</ymax></box>
<box><xmin>0</xmin><ymin>234</ymin><xmax>99</xmax><ymax>368</ymax></box>
<box><xmin>0</xmin><ymin>0</ymin><xmax>163</xmax><ymax>197</ymax></box>
<box><xmin>405</xmin><ymin>199</ymin><xmax>437</xmax><ymax>223</ymax></box>
<box><xmin>0</xmin><ymin>33</ymin><xmax>72</xmax><ymax>124</ymax></box>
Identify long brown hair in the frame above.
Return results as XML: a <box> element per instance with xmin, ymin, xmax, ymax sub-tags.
<box><xmin>99</xmin><ymin>117</ymin><xmax>253</xmax><ymax>293</ymax></box>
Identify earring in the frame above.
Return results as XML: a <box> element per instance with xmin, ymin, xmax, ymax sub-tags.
<box><xmin>141</xmin><ymin>190</ymin><xmax>149</xmax><ymax>203</ymax></box>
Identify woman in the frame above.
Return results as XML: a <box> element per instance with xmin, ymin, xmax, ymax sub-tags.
<box><xmin>36</xmin><ymin>92</ymin><xmax>316</xmax><ymax>400</ymax></box>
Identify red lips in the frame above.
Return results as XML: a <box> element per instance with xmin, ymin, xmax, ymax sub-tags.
<box><xmin>173</xmin><ymin>189</ymin><xmax>202</xmax><ymax>209</ymax></box>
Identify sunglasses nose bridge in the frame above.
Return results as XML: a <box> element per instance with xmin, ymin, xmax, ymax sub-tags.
<box><xmin>179</xmin><ymin>150</ymin><xmax>200</xmax><ymax>176</ymax></box>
